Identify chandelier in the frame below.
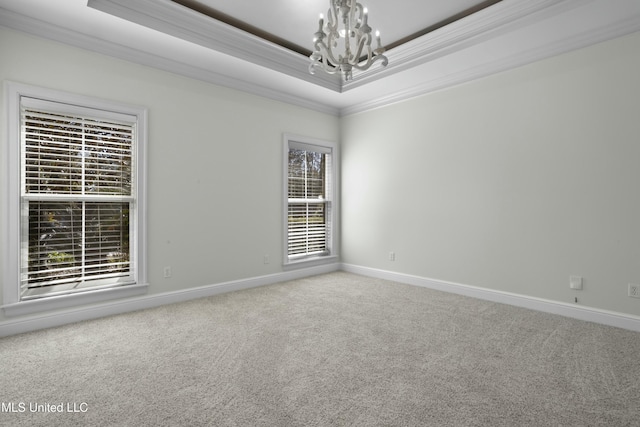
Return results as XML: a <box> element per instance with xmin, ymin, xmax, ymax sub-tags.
<box><xmin>309</xmin><ymin>0</ymin><xmax>388</xmax><ymax>81</ymax></box>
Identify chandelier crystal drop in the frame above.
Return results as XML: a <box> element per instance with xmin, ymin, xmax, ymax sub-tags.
<box><xmin>309</xmin><ymin>0</ymin><xmax>388</xmax><ymax>81</ymax></box>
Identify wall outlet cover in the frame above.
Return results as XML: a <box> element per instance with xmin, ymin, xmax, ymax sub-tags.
<box><xmin>570</xmin><ymin>276</ymin><xmax>582</xmax><ymax>290</ymax></box>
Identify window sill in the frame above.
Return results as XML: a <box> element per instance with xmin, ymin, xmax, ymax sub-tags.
<box><xmin>283</xmin><ymin>255</ymin><xmax>339</xmax><ymax>271</ymax></box>
<box><xmin>2</xmin><ymin>283</ymin><xmax>149</xmax><ymax>317</ymax></box>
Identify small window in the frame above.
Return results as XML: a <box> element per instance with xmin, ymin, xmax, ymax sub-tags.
<box><xmin>3</xmin><ymin>82</ymin><xmax>148</xmax><ymax>315</ymax></box>
<box><xmin>284</xmin><ymin>134</ymin><xmax>337</xmax><ymax>265</ymax></box>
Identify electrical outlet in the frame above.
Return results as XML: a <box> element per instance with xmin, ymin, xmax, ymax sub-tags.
<box><xmin>263</xmin><ymin>254</ymin><xmax>270</xmax><ymax>265</ymax></box>
<box><xmin>570</xmin><ymin>276</ymin><xmax>583</xmax><ymax>290</ymax></box>
<box><xmin>629</xmin><ymin>284</ymin><xmax>640</xmax><ymax>298</ymax></box>
<box><xmin>388</xmin><ymin>251</ymin><xmax>395</xmax><ymax>261</ymax></box>
<box><xmin>163</xmin><ymin>266</ymin><xmax>172</xmax><ymax>278</ymax></box>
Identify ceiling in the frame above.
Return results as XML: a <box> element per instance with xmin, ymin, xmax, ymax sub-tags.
<box><xmin>168</xmin><ymin>0</ymin><xmax>502</xmax><ymax>56</ymax></box>
<box><xmin>0</xmin><ymin>0</ymin><xmax>639</xmax><ymax>115</ymax></box>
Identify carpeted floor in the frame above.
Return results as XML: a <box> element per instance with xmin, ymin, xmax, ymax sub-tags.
<box><xmin>1</xmin><ymin>272</ymin><xmax>639</xmax><ymax>426</ymax></box>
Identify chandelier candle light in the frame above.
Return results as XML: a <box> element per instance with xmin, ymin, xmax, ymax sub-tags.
<box><xmin>309</xmin><ymin>0</ymin><xmax>388</xmax><ymax>81</ymax></box>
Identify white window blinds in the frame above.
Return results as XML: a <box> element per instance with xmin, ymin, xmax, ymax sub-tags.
<box><xmin>20</xmin><ymin>97</ymin><xmax>136</xmax><ymax>299</ymax></box>
<box><xmin>287</xmin><ymin>142</ymin><xmax>332</xmax><ymax>258</ymax></box>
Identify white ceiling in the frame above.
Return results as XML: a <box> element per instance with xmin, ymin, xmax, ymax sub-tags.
<box><xmin>184</xmin><ymin>0</ymin><xmax>493</xmax><ymax>52</ymax></box>
<box><xmin>0</xmin><ymin>0</ymin><xmax>639</xmax><ymax>115</ymax></box>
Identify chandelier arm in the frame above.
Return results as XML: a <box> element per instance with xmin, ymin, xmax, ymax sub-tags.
<box><xmin>351</xmin><ymin>32</ymin><xmax>370</xmax><ymax>63</ymax></box>
<box><xmin>352</xmin><ymin>53</ymin><xmax>388</xmax><ymax>71</ymax></box>
<box><xmin>321</xmin><ymin>36</ymin><xmax>342</xmax><ymax>66</ymax></box>
<box><xmin>309</xmin><ymin>55</ymin><xmax>340</xmax><ymax>75</ymax></box>
<box><xmin>328</xmin><ymin>2</ymin><xmax>338</xmax><ymax>29</ymax></box>
<box><xmin>312</xmin><ymin>40</ymin><xmax>342</xmax><ymax>72</ymax></box>
<box><xmin>349</xmin><ymin>1</ymin><xmax>357</xmax><ymax>31</ymax></box>
<box><xmin>326</xmin><ymin>16</ymin><xmax>340</xmax><ymax>49</ymax></box>
<box><xmin>352</xmin><ymin>1</ymin><xmax>364</xmax><ymax>30</ymax></box>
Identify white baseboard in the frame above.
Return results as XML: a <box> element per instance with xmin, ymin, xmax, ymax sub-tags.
<box><xmin>4</xmin><ymin>262</ymin><xmax>638</xmax><ymax>337</ymax></box>
<box><xmin>341</xmin><ymin>263</ymin><xmax>640</xmax><ymax>333</ymax></box>
<box><xmin>0</xmin><ymin>263</ymin><xmax>340</xmax><ymax>337</ymax></box>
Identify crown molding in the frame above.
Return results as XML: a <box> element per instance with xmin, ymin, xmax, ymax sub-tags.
<box><xmin>89</xmin><ymin>0</ymin><xmax>581</xmax><ymax>93</ymax></box>
<box><xmin>1</xmin><ymin>0</ymin><xmax>639</xmax><ymax>117</ymax></box>
<box><xmin>342</xmin><ymin>0</ymin><xmax>583</xmax><ymax>91</ymax></box>
<box><xmin>0</xmin><ymin>8</ymin><xmax>340</xmax><ymax>116</ymax></box>
<box><xmin>87</xmin><ymin>0</ymin><xmax>342</xmax><ymax>93</ymax></box>
<box><xmin>341</xmin><ymin>0</ymin><xmax>640</xmax><ymax>115</ymax></box>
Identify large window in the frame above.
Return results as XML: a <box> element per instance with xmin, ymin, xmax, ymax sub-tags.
<box><xmin>2</xmin><ymin>82</ymin><xmax>148</xmax><ymax>315</ymax></box>
<box><xmin>284</xmin><ymin>135</ymin><xmax>337</xmax><ymax>265</ymax></box>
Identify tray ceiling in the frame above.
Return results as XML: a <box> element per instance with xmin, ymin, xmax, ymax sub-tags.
<box><xmin>170</xmin><ymin>0</ymin><xmax>502</xmax><ymax>56</ymax></box>
<box><xmin>0</xmin><ymin>0</ymin><xmax>639</xmax><ymax>115</ymax></box>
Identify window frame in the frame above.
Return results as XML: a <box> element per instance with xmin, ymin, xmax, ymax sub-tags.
<box><xmin>2</xmin><ymin>82</ymin><xmax>148</xmax><ymax>316</ymax></box>
<box><xmin>283</xmin><ymin>133</ymin><xmax>338</xmax><ymax>267</ymax></box>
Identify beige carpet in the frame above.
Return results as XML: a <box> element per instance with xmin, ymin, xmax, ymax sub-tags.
<box><xmin>1</xmin><ymin>272</ymin><xmax>639</xmax><ymax>426</ymax></box>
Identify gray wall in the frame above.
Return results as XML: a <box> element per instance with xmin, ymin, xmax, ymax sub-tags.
<box><xmin>2</xmin><ymin>25</ymin><xmax>640</xmax><ymax>326</ymax></box>
<box><xmin>0</xmin><ymin>27</ymin><xmax>340</xmax><ymax>323</ymax></box>
<box><xmin>341</xmin><ymin>32</ymin><xmax>640</xmax><ymax>317</ymax></box>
